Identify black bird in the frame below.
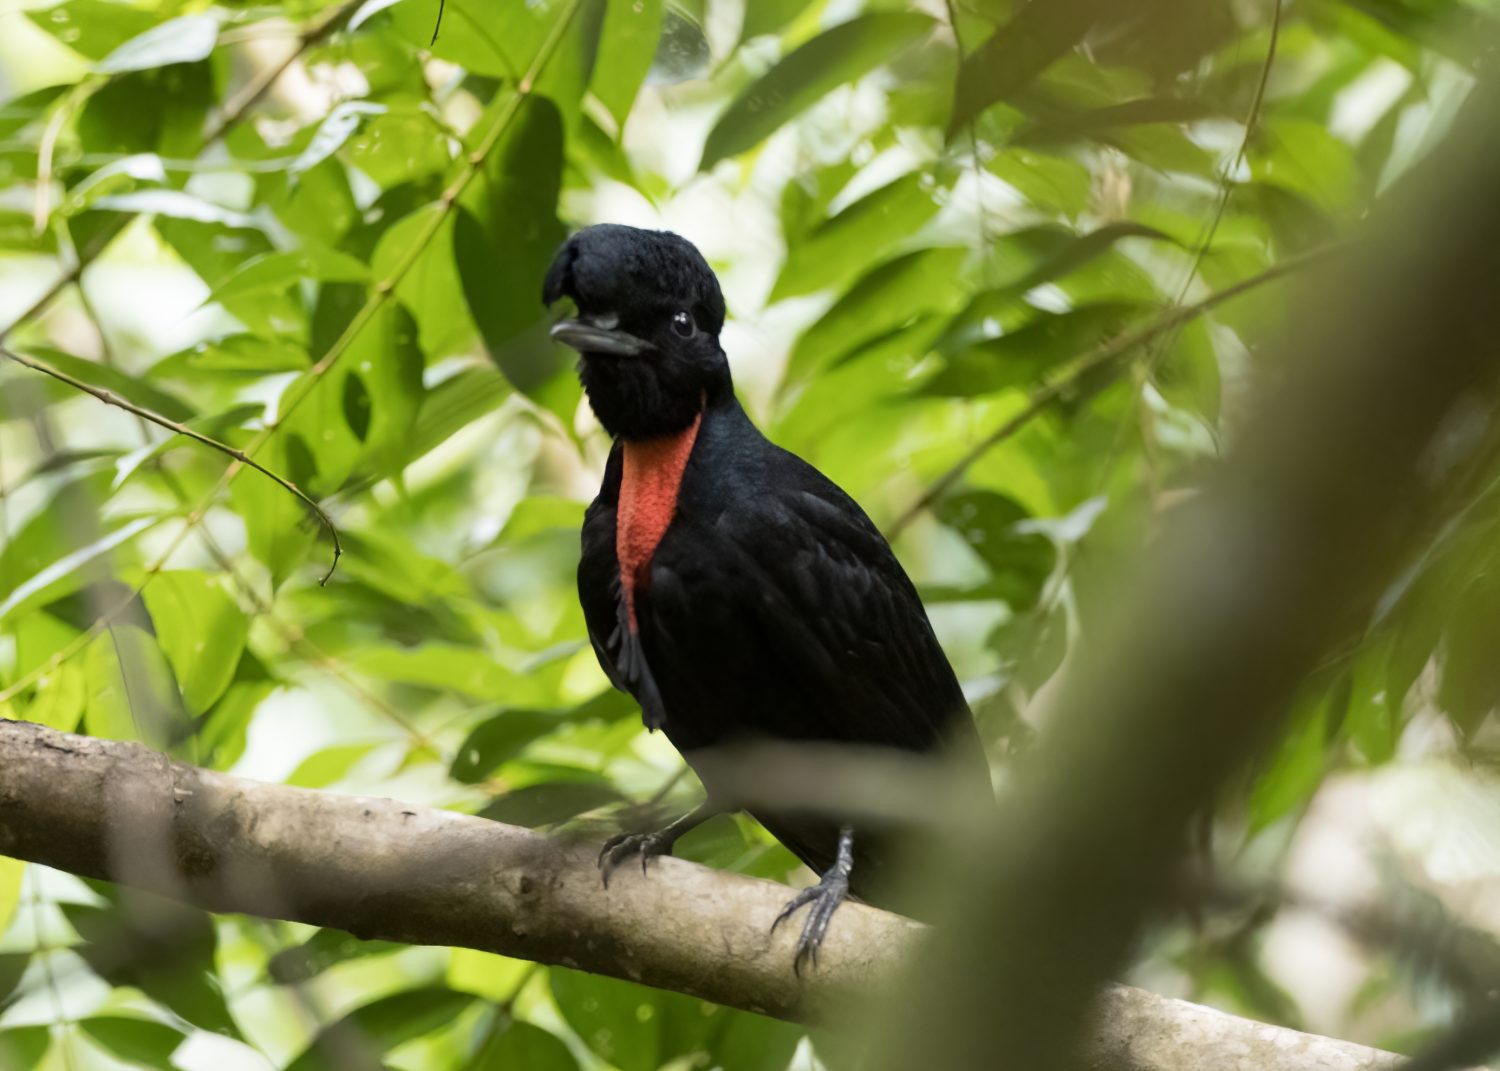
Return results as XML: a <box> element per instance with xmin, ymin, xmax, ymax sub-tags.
<box><xmin>544</xmin><ymin>224</ymin><xmax>990</xmax><ymax>968</ymax></box>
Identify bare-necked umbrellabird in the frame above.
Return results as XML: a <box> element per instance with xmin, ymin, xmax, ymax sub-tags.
<box><xmin>544</xmin><ymin>224</ymin><xmax>990</xmax><ymax>969</ymax></box>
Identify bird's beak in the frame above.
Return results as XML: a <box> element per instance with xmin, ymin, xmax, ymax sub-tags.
<box><xmin>549</xmin><ymin>314</ymin><xmax>652</xmax><ymax>357</ymax></box>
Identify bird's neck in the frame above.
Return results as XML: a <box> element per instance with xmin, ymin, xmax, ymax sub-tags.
<box><xmin>616</xmin><ymin>407</ymin><xmax>705</xmax><ymax>629</ymax></box>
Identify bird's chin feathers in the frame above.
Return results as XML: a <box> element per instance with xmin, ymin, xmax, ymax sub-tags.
<box><xmin>579</xmin><ymin>352</ymin><xmax>719</xmax><ymax>440</ymax></box>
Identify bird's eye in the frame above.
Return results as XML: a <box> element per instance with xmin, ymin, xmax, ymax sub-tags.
<box><xmin>671</xmin><ymin>311</ymin><xmax>695</xmax><ymax>338</ymax></box>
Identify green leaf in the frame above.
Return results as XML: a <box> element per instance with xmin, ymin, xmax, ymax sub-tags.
<box><xmin>23</xmin><ymin>661</ymin><xmax>87</xmax><ymax>732</ymax></box>
<box><xmin>925</xmin><ymin>302</ymin><xmax>1144</xmax><ymax>398</ymax></box>
<box><xmin>350</xmin><ymin>643</ymin><xmax>546</xmax><ymax>704</ymax></box>
<box><xmin>0</xmin><ymin>858</ymin><xmax>23</xmax><ymax>941</ymax></box>
<box><xmin>0</xmin><ymin>952</ymin><xmax>28</xmax><ymax>1008</ymax></box>
<box><xmin>651</xmin><ymin>6</ymin><xmax>710</xmax><ymax>84</ymax></box>
<box><xmin>469</xmin><ymin>1020</ymin><xmax>578</xmax><ymax>1071</ymax></box>
<box><xmin>79</xmin><ymin>1017</ymin><xmax>186</xmax><ymax>1068</ymax></box>
<box><xmin>739</xmin><ymin>0</ymin><xmax>808</xmax><ymax>43</ymax></box>
<box><xmin>288</xmin><ymin>101</ymin><xmax>387</xmax><ymax>182</ymax></box>
<box><xmin>196</xmin><ymin>652</ymin><xmax>275</xmax><ymax>771</ymax></box>
<box><xmin>936</xmin><ymin>492</ymin><xmax>1056</xmax><ymax>611</ymax></box>
<box><xmin>500</xmin><ymin>497</ymin><xmax>588</xmax><ymax>542</ymax></box>
<box><xmin>408</xmin><ymin>365</ymin><xmax>511</xmax><ymax>460</ymax></box>
<box><xmin>1345</xmin><ymin>640</ymin><xmax>1401</xmax><ymax>766</ymax></box>
<box><xmin>391</xmin><ymin>0</ymin><xmax>548</xmax><ymax>79</ymax></box>
<box><xmin>787</xmin><ymin>246</ymin><xmax>968</xmax><ymax>381</ymax></box>
<box><xmin>0</xmin><ymin>497</ymin><xmax>149</xmax><ymax>625</ymax></box>
<box><xmin>369</xmin><ymin>203</ymin><xmax>475</xmax><ymax>362</ymax></box>
<box><xmin>988</xmin><ymin>148</ymin><xmax>1092</xmax><ymax>220</ymax></box>
<box><xmin>952</xmin><ymin>2</ymin><xmax>1106</xmax><ymax>132</ymax></box>
<box><xmin>230</xmin><ymin>437</ymin><xmax>326</xmax><ymax>588</ymax></box>
<box><xmin>141</xmin><ymin>572</ymin><xmax>249</xmax><ymax>715</ymax></box>
<box><xmin>1249</xmin><ymin>686</ymin><xmax>1338</xmax><ymax>832</ymax></box>
<box><xmin>268</xmin><ymin>929</ymin><xmax>403</xmax><ymax>985</ymax></box>
<box><xmin>590</xmin><ymin>0</ymin><xmax>663</xmax><ymax>130</ymax></box>
<box><xmin>17</xmin><ymin>347</ymin><xmax>195</xmax><ymax>422</ymax></box>
<box><xmin>550</xmin><ymin>968</ymin><xmax>694</xmax><ymax>1071</ymax></box>
<box><xmin>700</xmin><ymin>12</ymin><xmax>936</xmax><ymax>170</ymax></box>
<box><xmin>772</xmin><ymin>172</ymin><xmax>941</xmax><ymax>301</ymax></box>
<box><xmin>26</xmin><ymin>0</ymin><xmax>157</xmax><ymax>61</ymax></box>
<box><xmin>480</xmin><ymin>781</ymin><xmax>624</xmax><ymax>827</ymax></box>
<box><xmin>530</xmin><ymin>0</ymin><xmax>607</xmax><ymax>128</ymax></box>
<box><xmin>1437</xmin><ymin>571</ymin><xmax>1500</xmax><ymax>738</ymax></box>
<box><xmin>346</xmin><ymin>108</ymin><xmax>452</xmax><ymax>188</ymax></box>
<box><xmin>997</xmin><ymin>222</ymin><xmax>1180</xmax><ymax>295</ymax></box>
<box><xmin>285</xmin><ymin>988</ymin><xmax>476</xmax><ymax>1071</ymax></box>
<box><xmin>206</xmin><ymin>247</ymin><xmax>371</xmax><ymax>307</ymax></box>
<box><xmin>91</xmin><ymin>189</ymin><xmax>259</xmax><ymax>227</ymax></box>
<box><xmin>96</xmin><ymin>15</ymin><xmax>219</xmax><ymax>74</ymax></box>
<box><xmin>160</xmin><ymin>335</ymin><xmax>310</xmax><ymax>376</ymax></box>
<box><xmin>452</xmin><ymin>710</ymin><xmax>563</xmax><ymax>783</ymax></box>
<box><xmin>448</xmin><ymin>948</ymin><xmax>533</xmax><ymax>1001</ymax></box>
<box><xmin>287</xmin><ymin>743</ymin><xmax>379</xmax><ymax>788</ymax></box>
<box><xmin>77</xmin><ymin>61</ymin><xmax>213</xmax><ymax>157</ymax></box>
<box><xmin>0</xmin><ymin>1027</ymin><xmax>50</xmax><ymax>1071</ymax></box>
<box><xmin>83</xmin><ymin>625</ymin><xmax>193</xmax><ymax>749</ymax></box>
<box><xmin>455</xmin><ymin>96</ymin><xmax>569</xmax><ymax>399</ymax></box>
<box><xmin>1253</xmin><ymin>118</ymin><xmax>1360</xmax><ymax>216</ymax></box>
<box><xmin>550</xmin><ymin>969</ymin><xmax>799</xmax><ymax>1071</ymax></box>
<box><xmin>63</xmin><ymin>898</ymin><xmax>239</xmax><ymax>1037</ymax></box>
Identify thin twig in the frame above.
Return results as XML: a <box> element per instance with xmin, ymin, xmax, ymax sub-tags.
<box><xmin>889</xmin><ymin>242</ymin><xmax>1343</xmax><ymax>535</ymax></box>
<box><xmin>0</xmin><ymin>345</ymin><xmax>343</xmax><ymax>582</ymax></box>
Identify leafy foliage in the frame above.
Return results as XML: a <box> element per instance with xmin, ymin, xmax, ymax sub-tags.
<box><xmin>0</xmin><ymin>0</ymin><xmax>1496</xmax><ymax>1068</ymax></box>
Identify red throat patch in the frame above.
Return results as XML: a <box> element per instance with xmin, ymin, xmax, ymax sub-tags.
<box><xmin>617</xmin><ymin>411</ymin><xmax>702</xmax><ymax>630</ymax></box>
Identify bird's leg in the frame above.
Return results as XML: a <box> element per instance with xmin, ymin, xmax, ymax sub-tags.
<box><xmin>598</xmin><ymin>801</ymin><xmax>719</xmax><ymax>885</ymax></box>
<box><xmin>772</xmin><ymin>825</ymin><xmax>854</xmax><ymax>975</ymax></box>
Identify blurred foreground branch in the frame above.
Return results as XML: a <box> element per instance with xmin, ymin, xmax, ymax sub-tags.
<box><xmin>0</xmin><ymin>719</ymin><xmax>1418</xmax><ymax>1070</ymax></box>
<box><xmin>874</xmin><ymin>69</ymin><xmax>1500</xmax><ymax>1071</ymax></box>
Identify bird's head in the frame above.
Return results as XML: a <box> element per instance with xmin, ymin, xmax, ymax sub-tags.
<box><xmin>543</xmin><ymin>224</ymin><xmax>729</xmax><ymax>440</ymax></box>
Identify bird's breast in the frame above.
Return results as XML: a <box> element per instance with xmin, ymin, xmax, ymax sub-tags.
<box><xmin>617</xmin><ymin>411</ymin><xmax>702</xmax><ymax>628</ymax></box>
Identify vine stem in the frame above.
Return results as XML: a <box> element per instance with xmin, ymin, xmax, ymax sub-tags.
<box><xmin>888</xmin><ymin>242</ymin><xmax>1343</xmax><ymax>536</ymax></box>
<box><xmin>0</xmin><ymin>344</ymin><xmax>342</xmax><ymax>580</ymax></box>
<box><xmin>1123</xmin><ymin>0</ymin><xmax>1284</xmax><ymax>476</ymax></box>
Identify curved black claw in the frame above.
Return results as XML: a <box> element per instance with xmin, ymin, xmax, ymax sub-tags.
<box><xmin>771</xmin><ymin>826</ymin><xmax>854</xmax><ymax>975</ymax></box>
<box><xmin>597</xmin><ymin>830</ymin><xmax>675</xmax><ymax>887</ymax></box>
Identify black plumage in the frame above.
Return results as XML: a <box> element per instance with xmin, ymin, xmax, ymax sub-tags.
<box><xmin>545</xmin><ymin>224</ymin><xmax>990</xmax><ymax>967</ymax></box>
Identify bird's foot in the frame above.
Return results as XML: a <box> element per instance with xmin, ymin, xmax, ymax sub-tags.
<box><xmin>598</xmin><ymin>829</ymin><xmax>676</xmax><ymax>886</ymax></box>
<box><xmin>772</xmin><ymin>826</ymin><xmax>854</xmax><ymax>975</ymax></box>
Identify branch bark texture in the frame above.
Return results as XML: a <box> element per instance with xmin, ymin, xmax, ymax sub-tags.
<box><xmin>0</xmin><ymin>719</ymin><xmax>1406</xmax><ymax>1071</ymax></box>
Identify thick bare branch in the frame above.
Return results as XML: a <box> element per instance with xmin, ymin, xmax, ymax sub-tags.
<box><xmin>0</xmin><ymin>719</ymin><xmax>1409</xmax><ymax>1071</ymax></box>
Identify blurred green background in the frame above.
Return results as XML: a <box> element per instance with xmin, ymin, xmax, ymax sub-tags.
<box><xmin>1</xmin><ymin>0</ymin><xmax>1498</xmax><ymax>1068</ymax></box>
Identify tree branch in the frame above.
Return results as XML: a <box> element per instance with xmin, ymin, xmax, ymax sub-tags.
<box><xmin>0</xmin><ymin>719</ymin><xmax>1410</xmax><ymax>1071</ymax></box>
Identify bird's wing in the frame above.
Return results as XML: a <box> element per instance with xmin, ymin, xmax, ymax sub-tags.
<box><xmin>648</xmin><ymin>466</ymin><xmax>980</xmax><ymax>760</ymax></box>
<box><xmin>578</xmin><ymin>443</ymin><xmax>626</xmax><ymax>693</ymax></box>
